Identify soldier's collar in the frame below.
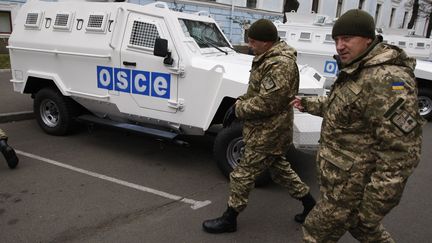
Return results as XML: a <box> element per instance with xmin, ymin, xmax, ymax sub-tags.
<box><xmin>252</xmin><ymin>40</ymin><xmax>281</xmax><ymax>63</ymax></box>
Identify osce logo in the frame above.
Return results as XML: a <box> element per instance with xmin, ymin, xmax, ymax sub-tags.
<box><xmin>97</xmin><ymin>66</ymin><xmax>171</xmax><ymax>99</ymax></box>
<box><xmin>324</xmin><ymin>60</ymin><xmax>338</xmax><ymax>75</ymax></box>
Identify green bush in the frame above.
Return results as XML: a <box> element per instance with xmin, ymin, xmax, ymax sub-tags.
<box><xmin>0</xmin><ymin>54</ymin><xmax>11</xmax><ymax>69</ymax></box>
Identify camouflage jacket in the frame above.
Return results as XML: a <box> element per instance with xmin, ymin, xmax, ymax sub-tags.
<box><xmin>235</xmin><ymin>40</ymin><xmax>299</xmax><ymax>155</ymax></box>
<box><xmin>302</xmin><ymin>42</ymin><xmax>425</xmax><ymax>220</ymax></box>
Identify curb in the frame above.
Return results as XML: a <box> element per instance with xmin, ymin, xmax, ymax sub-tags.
<box><xmin>0</xmin><ymin>111</ymin><xmax>34</xmax><ymax>124</ymax></box>
<box><xmin>0</xmin><ymin>69</ymin><xmax>11</xmax><ymax>73</ymax></box>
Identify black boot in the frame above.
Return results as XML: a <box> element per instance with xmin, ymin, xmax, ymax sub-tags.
<box><xmin>202</xmin><ymin>206</ymin><xmax>239</xmax><ymax>233</ymax></box>
<box><xmin>0</xmin><ymin>139</ymin><xmax>19</xmax><ymax>169</ymax></box>
<box><xmin>294</xmin><ymin>193</ymin><xmax>316</xmax><ymax>223</ymax></box>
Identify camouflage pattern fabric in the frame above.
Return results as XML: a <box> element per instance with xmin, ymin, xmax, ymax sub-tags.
<box><xmin>236</xmin><ymin>40</ymin><xmax>299</xmax><ymax>155</ymax></box>
<box><xmin>228</xmin><ymin>40</ymin><xmax>309</xmax><ymax>212</ymax></box>
<box><xmin>0</xmin><ymin>129</ymin><xmax>7</xmax><ymax>140</ymax></box>
<box><xmin>228</xmin><ymin>146</ymin><xmax>309</xmax><ymax>211</ymax></box>
<box><xmin>301</xmin><ymin>42</ymin><xmax>425</xmax><ymax>242</ymax></box>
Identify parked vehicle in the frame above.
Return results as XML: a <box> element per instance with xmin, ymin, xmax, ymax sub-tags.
<box><xmin>8</xmin><ymin>0</ymin><xmax>326</xmax><ymax>181</ymax></box>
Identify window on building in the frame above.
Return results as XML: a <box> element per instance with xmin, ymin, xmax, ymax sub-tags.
<box><xmin>247</xmin><ymin>0</ymin><xmax>257</xmax><ymax>8</ymax></box>
<box><xmin>358</xmin><ymin>0</ymin><xmax>365</xmax><ymax>9</ymax></box>
<box><xmin>401</xmin><ymin>11</ymin><xmax>409</xmax><ymax>28</ymax></box>
<box><xmin>389</xmin><ymin>8</ymin><xmax>396</xmax><ymax>28</ymax></box>
<box><xmin>336</xmin><ymin>0</ymin><xmax>343</xmax><ymax>17</ymax></box>
<box><xmin>375</xmin><ymin>3</ymin><xmax>381</xmax><ymax>24</ymax></box>
<box><xmin>311</xmin><ymin>0</ymin><xmax>319</xmax><ymax>13</ymax></box>
<box><xmin>0</xmin><ymin>11</ymin><xmax>12</xmax><ymax>34</ymax></box>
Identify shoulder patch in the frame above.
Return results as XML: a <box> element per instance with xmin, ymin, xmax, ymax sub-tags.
<box><xmin>391</xmin><ymin>109</ymin><xmax>418</xmax><ymax>133</ymax></box>
<box><xmin>263</xmin><ymin>76</ymin><xmax>277</xmax><ymax>91</ymax></box>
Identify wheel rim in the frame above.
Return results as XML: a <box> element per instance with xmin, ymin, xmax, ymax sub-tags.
<box><xmin>40</xmin><ymin>99</ymin><xmax>60</xmax><ymax>127</ymax></box>
<box><xmin>418</xmin><ymin>95</ymin><xmax>432</xmax><ymax>116</ymax></box>
<box><xmin>226</xmin><ymin>137</ymin><xmax>244</xmax><ymax>169</ymax></box>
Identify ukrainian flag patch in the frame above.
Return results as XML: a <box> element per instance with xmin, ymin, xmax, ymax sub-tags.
<box><xmin>392</xmin><ymin>81</ymin><xmax>405</xmax><ymax>91</ymax></box>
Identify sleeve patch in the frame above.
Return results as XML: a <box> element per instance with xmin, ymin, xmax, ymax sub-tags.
<box><xmin>392</xmin><ymin>81</ymin><xmax>405</xmax><ymax>91</ymax></box>
<box><xmin>263</xmin><ymin>76</ymin><xmax>277</xmax><ymax>91</ymax></box>
<box><xmin>384</xmin><ymin>98</ymin><xmax>405</xmax><ymax>119</ymax></box>
<box><xmin>391</xmin><ymin>109</ymin><xmax>418</xmax><ymax>133</ymax></box>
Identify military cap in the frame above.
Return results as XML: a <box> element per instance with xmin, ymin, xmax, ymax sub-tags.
<box><xmin>248</xmin><ymin>19</ymin><xmax>278</xmax><ymax>42</ymax></box>
<box><xmin>332</xmin><ymin>9</ymin><xmax>376</xmax><ymax>39</ymax></box>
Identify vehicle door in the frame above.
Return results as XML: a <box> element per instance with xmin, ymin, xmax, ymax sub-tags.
<box><xmin>119</xmin><ymin>12</ymin><xmax>179</xmax><ymax>113</ymax></box>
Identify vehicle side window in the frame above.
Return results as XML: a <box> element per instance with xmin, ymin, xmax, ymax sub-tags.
<box><xmin>129</xmin><ymin>21</ymin><xmax>160</xmax><ymax>50</ymax></box>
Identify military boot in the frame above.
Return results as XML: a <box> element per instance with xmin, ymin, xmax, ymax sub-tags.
<box><xmin>202</xmin><ymin>206</ymin><xmax>239</xmax><ymax>233</ymax></box>
<box><xmin>0</xmin><ymin>139</ymin><xmax>19</xmax><ymax>169</ymax></box>
<box><xmin>294</xmin><ymin>193</ymin><xmax>316</xmax><ymax>223</ymax></box>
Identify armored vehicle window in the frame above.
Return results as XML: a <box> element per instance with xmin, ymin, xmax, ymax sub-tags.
<box><xmin>324</xmin><ymin>34</ymin><xmax>334</xmax><ymax>43</ymax></box>
<box><xmin>53</xmin><ymin>12</ymin><xmax>73</xmax><ymax>30</ymax></box>
<box><xmin>416</xmin><ymin>42</ymin><xmax>425</xmax><ymax>49</ymax></box>
<box><xmin>299</xmin><ymin>32</ymin><xmax>311</xmax><ymax>41</ymax></box>
<box><xmin>25</xmin><ymin>13</ymin><xmax>40</xmax><ymax>27</ymax></box>
<box><xmin>129</xmin><ymin>21</ymin><xmax>160</xmax><ymax>49</ymax></box>
<box><xmin>86</xmin><ymin>13</ymin><xmax>108</xmax><ymax>32</ymax></box>
<box><xmin>278</xmin><ymin>31</ymin><xmax>286</xmax><ymax>38</ymax></box>
<box><xmin>179</xmin><ymin>19</ymin><xmax>230</xmax><ymax>48</ymax></box>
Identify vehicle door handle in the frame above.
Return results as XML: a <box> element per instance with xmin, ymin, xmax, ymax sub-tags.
<box><xmin>123</xmin><ymin>61</ymin><xmax>136</xmax><ymax>66</ymax></box>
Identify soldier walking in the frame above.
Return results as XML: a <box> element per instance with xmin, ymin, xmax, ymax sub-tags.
<box><xmin>202</xmin><ymin>19</ymin><xmax>315</xmax><ymax>234</ymax></box>
<box><xmin>0</xmin><ymin>128</ymin><xmax>19</xmax><ymax>169</ymax></box>
<box><xmin>292</xmin><ymin>10</ymin><xmax>425</xmax><ymax>242</ymax></box>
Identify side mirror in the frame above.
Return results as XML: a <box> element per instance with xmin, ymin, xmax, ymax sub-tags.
<box><xmin>154</xmin><ymin>38</ymin><xmax>174</xmax><ymax>65</ymax></box>
<box><xmin>154</xmin><ymin>38</ymin><xmax>168</xmax><ymax>57</ymax></box>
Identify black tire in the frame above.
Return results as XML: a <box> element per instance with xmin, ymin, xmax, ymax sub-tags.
<box><xmin>34</xmin><ymin>88</ymin><xmax>78</xmax><ymax>135</ymax></box>
<box><xmin>419</xmin><ymin>88</ymin><xmax>432</xmax><ymax>121</ymax></box>
<box><xmin>213</xmin><ymin>122</ymin><xmax>271</xmax><ymax>186</ymax></box>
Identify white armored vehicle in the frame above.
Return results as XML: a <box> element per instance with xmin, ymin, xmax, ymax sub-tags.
<box><xmin>8</xmin><ymin>0</ymin><xmax>326</xmax><ymax>180</ymax></box>
<box><xmin>276</xmin><ymin>12</ymin><xmax>432</xmax><ymax>120</ymax></box>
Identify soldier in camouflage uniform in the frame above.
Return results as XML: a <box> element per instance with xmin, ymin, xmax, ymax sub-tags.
<box><xmin>0</xmin><ymin>128</ymin><xmax>19</xmax><ymax>169</ymax></box>
<box><xmin>203</xmin><ymin>19</ymin><xmax>316</xmax><ymax>234</ymax></box>
<box><xmin>292</xmin><ymin>10</ymin><xmax>425</xmax><ymax>242</ymax></box>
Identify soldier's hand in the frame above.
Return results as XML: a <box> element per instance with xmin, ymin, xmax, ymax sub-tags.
<box><xmin>223</xmin><ymin>103</ymin><xmax>237</xmax><ymax>127</ymax></box>
<box><xmin>290</xmin><ymin>97</ymin><xmax>305</xmax><ymax>112</ymax></box>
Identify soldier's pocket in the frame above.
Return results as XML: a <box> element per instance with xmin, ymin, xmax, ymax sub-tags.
<box><xmin>319</xmin><ymin>146</ymin><xmax>356</xmax><ymax>203</ymax></box>
<box><xmin>327</xmin><ymin>84</ymin><xmax>362</xmax><ymax>126</ymax></box>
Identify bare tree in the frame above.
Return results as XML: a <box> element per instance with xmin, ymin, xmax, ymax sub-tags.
<box><xmin>408</xmin><ymin>0</ymin><xmax>420</xmax><ymax>29</ymax></box>
<box><xmin>408</xmin><ymin>0</ymin><xmax>432</xmax><ymax>37</ymax></box>
<box><xmin>427</xmin><ymin>11</ymin><xmax>432</xmax><ymax>37</ymax></box>
<box><xmin>418</xmin><ymin>0</ymin><xmax>432</xmax><ymax>37</ymax></box>
<box><xmin>283</xmin><ymin>0</ymin><xmax>300</xmax><ymax>23</ymax></box>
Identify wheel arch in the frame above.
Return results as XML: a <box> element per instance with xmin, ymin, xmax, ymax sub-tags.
<box><xmin>24</xmin><ymin>72</ymin><xmax>69</xmax><ymax>96</ymax></box>
<box><xmin>417</xmin><ymin>78</ymin><xmax>432</xmax><ymax>91</ymax></box>
<box><xmin>209</xmin><ymin>96</ymin><xmax>237</xmax><ymax>126</ymax></box>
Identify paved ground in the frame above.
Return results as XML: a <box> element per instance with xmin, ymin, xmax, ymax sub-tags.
<box><xmin>0</xmin><ymin>71</ymin><xmax>431</xmax><ymax>242</ymax></box>
<box><xmin>0</xmin><ymin>71</ymin><xmax>33</xmax><ymax>122</ymax></box>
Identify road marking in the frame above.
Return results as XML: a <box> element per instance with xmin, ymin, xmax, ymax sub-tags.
<box><xmin>16</xmin><ymin>150</ymin><xmax>211</xmax><ymax>210</ymax></box>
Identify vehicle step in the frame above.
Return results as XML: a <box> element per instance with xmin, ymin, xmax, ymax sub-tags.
<box><xmin>77</xmin><ymin>114</ymin><xmax>178</xmax><ymax>140</ymax></box>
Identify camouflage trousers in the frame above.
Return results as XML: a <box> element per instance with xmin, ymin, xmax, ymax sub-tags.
<box><xmin>0</xmin><ymin>129</ymin><xmax>7</xmax><ymax>140</ymax></box>
<box><xmin>302</xmin><ymin>157</ymin><xmax>396</xmax><ymax>243</ymax></box>
<box><xmin>228</xmin><ymin>145</ymin><xmax>309</xmax><ymax>212</ymax></box>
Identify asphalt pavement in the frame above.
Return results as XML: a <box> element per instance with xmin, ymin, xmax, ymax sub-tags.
<box><xmin>0</xmin><ymin>71</ymin><xmax>431</xmax><ymax>242</ymax></box>
<box><xmin>0</xmin><ymin>70</ymin><xmax>33</xmax><ymax>123</ymax></box>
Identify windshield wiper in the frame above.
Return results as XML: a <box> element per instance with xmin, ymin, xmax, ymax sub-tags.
<box><xmin>190</xmin><ymin>34</ymin><xmax>228</xmax><ymax>55</ymax></box>
<box><xmin>203</xmin><ymin>36</ymin><xmax>237</xmax><ymax>53</ymax></box>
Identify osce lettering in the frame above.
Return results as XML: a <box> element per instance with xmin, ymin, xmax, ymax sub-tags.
<box><xmin>323</xmin><ymin>60</ymin><xmax>338</xmax><ymax>75</ymax></box>
<box><xmin>97</xmin><ymin>66</ymin><xmax>171</xmax><ymax>99</ymax></box>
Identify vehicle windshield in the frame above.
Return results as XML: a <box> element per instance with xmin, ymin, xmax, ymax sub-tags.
<box><xmin>179</xmin><ymin>19</ymin><xmax>231</xmax><ymax>49</ymax></box>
